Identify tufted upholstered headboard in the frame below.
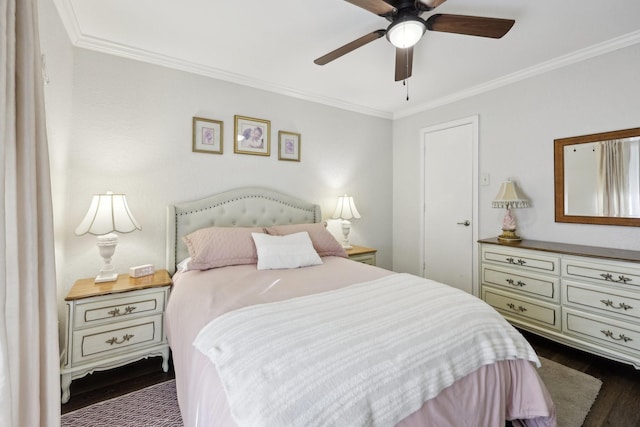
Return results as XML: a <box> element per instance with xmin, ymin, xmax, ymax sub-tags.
<box><xmin>166</xmin><ymin>187</ymin><xmax>322</xmax><ymax>273</ymax></box>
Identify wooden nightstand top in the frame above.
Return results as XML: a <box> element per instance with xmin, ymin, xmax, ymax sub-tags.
<box><xmin>65</xmin><ymin>269</ymin><xmax>172</xmax><ymax>301</ymax></box>
<box><xmin>346</xmin><ymin>245</ymin><xmax>377</xmax><ymax>257</ymax></box>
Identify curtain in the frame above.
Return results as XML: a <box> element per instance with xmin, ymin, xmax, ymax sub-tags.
<box><xmin>1</xmin><ymin>0</ymin><xmax>60</xmax><ymax>425</ymax></box>
<box><xmin>596</xmin><ymin>139</ymin><xmax>630</xmax><ymax>217</ymax></box>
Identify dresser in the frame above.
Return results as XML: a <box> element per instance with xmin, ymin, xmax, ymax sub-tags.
<box><xmin>60</xmin><ymin>270</ymin><xmax>172</xmax><ymax>403</ymax></box>
<box><xmin>479</xmin><ymin>238</ymin><xmax>640</xmax><ymax>369</ymax></box>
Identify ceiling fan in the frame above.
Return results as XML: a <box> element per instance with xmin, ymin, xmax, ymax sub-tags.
<box><xmin>314</xmin><ymin>0</ymin><xmax>515</xmax><ymax>82</ymax></box>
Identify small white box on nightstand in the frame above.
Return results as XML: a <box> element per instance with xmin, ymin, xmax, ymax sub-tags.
<box><xmin>129</xmin><ymin>264</ymin><xmax>155</xmax><ymax>278</ymax></box>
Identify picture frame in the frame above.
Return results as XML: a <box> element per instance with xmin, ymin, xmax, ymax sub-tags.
<box><xmin>278</xmin><ymin>131</ymin><xmax>301</xmax><ymax>162</ymax></box>
<box><xmin>234</xmin><ymin>115</ymin><xmax>271</xmax><ymax>156</ymax></box>
<box><xmin>192</xmin><ymin>117</ymin><xmax>223</xmax><ymax>154</ymax></box>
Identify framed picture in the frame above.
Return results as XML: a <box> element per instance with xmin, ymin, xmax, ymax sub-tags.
<box><xmin>234</xmin><ymin>115</ymin><xmax>270</xmax><ymax>156</ymax></box>
<box><xmin>278</xmin><ymin>131</ymin><xmax>301</xmax><ymax>162</ymax></box>
<box><xmin>192</xmin><ymin>117</ymin><xmax>223</xmax><ymax>154</ymax></box>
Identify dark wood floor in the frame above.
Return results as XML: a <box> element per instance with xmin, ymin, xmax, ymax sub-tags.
<box><xmin>520</xmin><ymin>330</ymin><xmax>640</xmax><ymax>427</ymax></box>
<box><xmin>61</xmin><ymin>356</ymin><xmax>175</xmax><ymax>414</ymax></box>
<box><xmin>61</xmin><ymin>334</ymin><xmax>640</xmax><ymax>426</ymax></box>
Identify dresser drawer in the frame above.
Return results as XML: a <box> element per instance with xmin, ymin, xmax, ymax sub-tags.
<box><xmin>563</xmin><ymin>308</ymin><xmax>640</xmax><ymax>356</ymax></box>
<box><xmin>481</xmin><ymin>246</ymin><xmax>560</xmax><ymax>275</ymax></box>
<box><xmin>563</xmin><ymin>256</ymin><xmax>640</xmax><ymax>288</ymax></box>
<box><xmin>482</xmin><ymin>265</ymin><xmax>559</xmax><ymax>301</ymax></box>
<box><xmin>563</xmin><ymin>280</ymin><xmax>640</xmax><ymax>322</ymax></box>
<box><xmin>74</xmin><ymin>289</ymin><xmax>166</xmax><ymax>329</ymax></box>
<box><xmin>482</xmin><ymin>287</ymin><xmax>560</xmax><ymax>330</ymax></box>
<box><xmin>71</xmin><ymin>314</ymin><xmax>164</xmax><ymax>365</ymax></box>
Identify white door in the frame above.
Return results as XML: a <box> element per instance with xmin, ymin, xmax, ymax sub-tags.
<box><xmin>421</xmin><ymin>117</ymin><xmax>478</xmax><ymax>294</ymax></box>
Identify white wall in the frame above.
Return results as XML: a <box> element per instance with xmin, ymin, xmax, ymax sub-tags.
<box><xmin>58</xmin><ymin>48</ymin><xmax>392</xmax><ymax>282</ymax></box>
<box><xmin>393</xmin><ymin>44</ymin><xmax>640</xmax><ymax>275</ymax></box>
<box><xmin>39</xmin><ymin>13</ymin><xmax>393</xmax><ymax>341</ymax></box>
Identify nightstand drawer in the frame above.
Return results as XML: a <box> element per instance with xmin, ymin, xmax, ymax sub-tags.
<box><xmin>350</xmin><ymin>253</ymin><xmax>376</xmax><ymax>265</ymax></box>
<box><xmin>482</xmin><ymin>287</ymin><xmax>560</xmax><ymax>330</ymax></box>
<box><xmin>74</xmin><ymin>289</ymin><xmax>166</xmax><ymax>329</ymax></box>
<box><xmin>71</xmin><ymin>314</ymin><xmax>163</xmax><ymax>365</ymax></box>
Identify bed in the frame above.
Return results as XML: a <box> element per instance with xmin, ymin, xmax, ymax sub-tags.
<box><xmin>165</xmin><ymin>187</ymin><xmax>556</xmax><ymax>427</ymax></box>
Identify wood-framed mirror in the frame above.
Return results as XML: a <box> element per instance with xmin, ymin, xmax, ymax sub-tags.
<box><xmin>554</xmin><ymin>127</ymin><xmax>640</xmax><ymax>226</ymax></box>
<box><xmin>554</xmin><ymin>128</ymin><xmax>640</xmax><ymax>227</ymax></box>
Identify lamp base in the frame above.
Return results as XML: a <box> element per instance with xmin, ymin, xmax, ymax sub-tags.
<box><xmin>497</xmin><ymin>229</ymin><xmax>522</xmax><ymax>242</ymax></box>
<box><xmin>95</xmin><ymin>232</ymin><xmax>119</xmax><ymax>284</ymax></box>
<box><xmin>95</xmin><ymin>272</ymin><xmax>118</xmax><ymax>283</ymax></box>
<box><xmin>340</xmin><ymin>220</ymin><xmax>353</xmax><ymax>249</ymax></box>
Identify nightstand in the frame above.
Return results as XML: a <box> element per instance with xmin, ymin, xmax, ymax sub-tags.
<box><xmin>60</xmin><ymin>270</ymin><xmax>172</xmax><ymax>404</ymax></box>
<box><xmin>346</xmin><ymin>245</ymin><xmax>377</xmax><ymax>266</ymax></box>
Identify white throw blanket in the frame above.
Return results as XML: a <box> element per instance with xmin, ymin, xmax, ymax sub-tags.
<box><xmin>193</xmin><ymin>273</ymin><xmax>540</xmax><ymax>427</ymax></box>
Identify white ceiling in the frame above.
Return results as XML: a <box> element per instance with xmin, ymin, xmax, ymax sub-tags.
<box><xmin>53</xmin><ymin>0</ymin><xmax>640</xmax><ymax>119</ymax></box>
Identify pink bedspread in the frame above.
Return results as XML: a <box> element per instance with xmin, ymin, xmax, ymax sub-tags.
<box><xmin>165</xmin><ymin>257</ymin><xmax>556</xmax><ymax>427</ymax></box>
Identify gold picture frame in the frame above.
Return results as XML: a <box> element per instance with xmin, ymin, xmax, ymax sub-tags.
<box><xmin>192</xmin><ymin>117</ymin><xmax>223</xmax><ymax>154</ymax></box>
<box><xmin>234</xmin><ymin>115</ymin><xmax>270</xmax><ymax>156</ymax></box>
<box><xmin>278</xmin><ymin>131</ymin><xmax>301</xmax><ymax>162</ymax></box>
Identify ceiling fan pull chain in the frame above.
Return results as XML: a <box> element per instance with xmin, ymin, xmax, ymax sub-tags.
<box><xmin>406</xmin><ymin>78</ymin><xmax>410</xmax><ymax>101</ymax></box>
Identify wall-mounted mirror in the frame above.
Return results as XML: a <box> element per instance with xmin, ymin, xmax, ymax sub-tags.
<box><xmin>555</xmin><ymin>127</ymin><xmax>640</xmax><ymax>226</ymax></box>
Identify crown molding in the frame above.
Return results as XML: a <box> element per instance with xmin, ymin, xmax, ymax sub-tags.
<box><xmin>53</xmin><ymin>0</ymin><xmax>639</xmax><ymax>121</ymax></box>
<box><xmin>52</xmin><ymin>1</ymin><xmax>392</xmax><ymax>119</ymax></box>
<box><xmin>393</xmin><ymin>29</ymin><xmax>640</xmax><ymax>119</ymax></box>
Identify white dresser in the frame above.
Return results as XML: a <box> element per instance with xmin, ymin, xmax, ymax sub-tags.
<box><xmin>479</xmin><ymin>238</ymin><xmax>640</xmax><ymax>369</ymax></box>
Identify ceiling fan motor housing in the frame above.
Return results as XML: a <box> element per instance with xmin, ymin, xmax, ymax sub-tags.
<box><xmin>386</xmin><ymin>14</ymin><xmax>427</xmax><ymax>48</ymax></box>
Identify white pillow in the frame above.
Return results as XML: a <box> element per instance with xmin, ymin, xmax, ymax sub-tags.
<box><xmin>251</xmin><ymin>232</ymin><xmax>323</xmax><ymax>270</ymax></box>
<box><xmin>176</xmin><ymin>257</ymin><xmax>192</xmax><ymax>272</ymax></box>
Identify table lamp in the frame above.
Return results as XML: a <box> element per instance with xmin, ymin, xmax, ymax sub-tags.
<box><xmin>75</xmin><ymin>192</ymin><xmax>141</xmax><ymax>283</ymax></box>
<box><xmin>331</xmin><ymin>194</ymin><xmax>361</xmax><ymax>249</ymax></box>
<box><xmin>492</xmin><ymin>180</ymin><xmax>529</xmax><ymax>242</ymax></box>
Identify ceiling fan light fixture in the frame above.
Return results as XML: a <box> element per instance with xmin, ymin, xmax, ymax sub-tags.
<box><xmin>386</xmin><ymin>17</ymin><xmax>426</xmax><ymax>48</ymax></box>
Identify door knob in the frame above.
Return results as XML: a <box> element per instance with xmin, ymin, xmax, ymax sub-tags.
<box><xmin>457</xmin><ymin>220</ymin><xmax>470</xmax><ymax>226</ymax></box>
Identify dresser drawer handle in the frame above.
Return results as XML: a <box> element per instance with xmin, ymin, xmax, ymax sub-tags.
<box><xmin>505</xmin><ymin>278</ymin><xmax>526</xmax><ymax>287</ymax></box>
<box><xmin>105</xmin><ymin>334</ymin><xmax>134</xmax><ymax>346</ymax></box>
<box><xmin>600</xmin><ymin>299</ymin><xmax>633</xmax><ymax>311</ymax></box>
<box><xmin>600</xmin><ymin>273</ymin><xmax>632</xmax><ymax>284</ymax></box>
<box><xmin>506</xmin><ymin>257</ymin><xmax>527</xmax><ymax>266</ymax></box>
<box><xmin>600</xmin><ymin>330</ymin><xmax>633</xmax><ymax>343</ymax></box>
<box><xmin>107</xmin><ymin>306</ymin><xmax>137</xmax><ymax>317</ymax></box>
<box><xmin>506</xmin><ymin>303</ymin><xmax>527</xmax><ymax>312</ymax></box>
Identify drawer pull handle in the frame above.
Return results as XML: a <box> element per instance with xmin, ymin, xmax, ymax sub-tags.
<box><xmin>506</xmin><ymin>303</ymin><xmax>527</xmax><ymax>312</ymax></box>
<box><xmin>601</xmin><ymin>330</ymin><xmax>632</xmax><ymax>343</ymax></box>
<box><xmin>600</xmin><ymin>273</ymin><xmax>632</xmax><ymax>284</ymax></box>
<box><xmin>105</xmin><ymin>334</ymin><xmax>134</xmax><ymax>346</ymax></box>
<box><xmin>600</xmin><ymin>299</ymin><xmax>633</xmax><ymax>311</ymax></box>
<box><xmin>506</xmin><ymin>257</ymin><xmax>527</xmax><ymax>266</ymax></box>
<box><xmin>505</xmin><ymin>278</ymin><xmax>526</xmax><ymax>287</ymax></box>
<box><xmin>108</xmin><ymin>306</ymin><xmax>137</xmax><ymax>317</ymax></box>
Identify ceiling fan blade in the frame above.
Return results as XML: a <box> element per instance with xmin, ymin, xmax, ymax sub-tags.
<box><xmin>344</xmin><ymin>0</ymin><xmax>396</xmax><ymax>17</ymax></box>
<box><xmin>426</xmin><ymin>14</ymin><xmax>515</xmax><ymax>39</ymax></box>
<box><xmin>395</xmin><ymin>47</ymin><xmax>414</xmax><ymax>81</ymax></box>
<box><xmin>314</xmin><ymin>30</ymin><xmax>386</xmax><ymax>65</ymax></box>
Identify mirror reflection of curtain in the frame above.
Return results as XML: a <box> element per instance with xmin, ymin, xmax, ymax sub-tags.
<box><xmin>596</xmin><ymin>139</ymin><xmax>638</xmax><ymax>216</ymax></box>
<box><xmin>629</xmin><ymin>140</ymin><xmax>640</xmax><ymax>216</ymax></box>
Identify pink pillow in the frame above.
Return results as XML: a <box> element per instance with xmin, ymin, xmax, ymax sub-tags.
<box><xmin>182</xmin><ymin>227</ymin><xmax>264</xmax><ymax>270</ymax></box>
<box><xmin>265</xmin><ymin>223</ymin><xmax>347</xmax><ymax>258</ymax></box>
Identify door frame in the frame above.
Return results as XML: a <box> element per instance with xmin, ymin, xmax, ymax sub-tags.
<box><xmin>419</xmin><ymin>115</ymin><xmax>479</xmax><ymax>295</ymax></box>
